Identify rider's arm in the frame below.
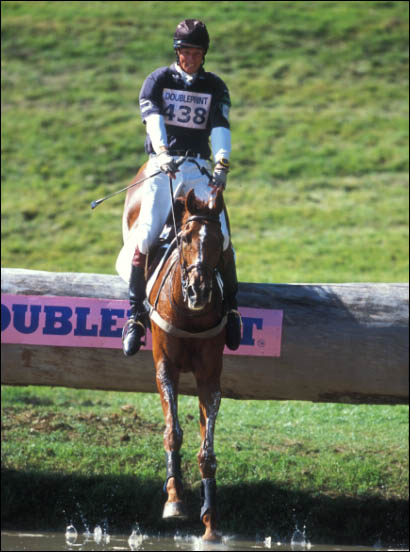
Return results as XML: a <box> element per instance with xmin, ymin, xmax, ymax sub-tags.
<box><xmin>211</xmin><ymin>126</ymin><xmax>231</xmax><ymax>163</ymax></box>
<box><xmin>209</xmin><ymin>75</ymin><xmax>231</xmax><ymax>171</ymax></box>
<box><xmin>210</xmin><ymin>78</ymin><xmax>231</xmax><ymax>188</ymax></box>
<box><xmin>139</xmin><ymin>68</ymin><xmax>171</xmax><ymax>156</ymax></box>
<box><xmin>145</xmin><ymin>113</ymin><xmax>168</xmax><ymax>154</ymax></box>
<box><xmin>145</xmin><ymin>112</ymin><xmax>177</xmax><ymax>178</ymax></box>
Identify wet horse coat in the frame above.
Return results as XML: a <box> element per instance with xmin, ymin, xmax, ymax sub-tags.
<box><xmin>121</xmin><ymin>166</ymin><xmax>227</xmax><ymax>541</ymax></box>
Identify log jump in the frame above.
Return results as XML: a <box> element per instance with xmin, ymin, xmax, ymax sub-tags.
<box><xmin>1</xmin><ymin>268</ymin><xmax>408</xmax><ymax>404</ymax></box>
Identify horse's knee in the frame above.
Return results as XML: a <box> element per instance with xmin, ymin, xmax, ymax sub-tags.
<box><xmin>197</xmin><ymin>449</ymin><xmax>217</xmax><ymax>479</ymax></box>
<box><xmin>164</xmin><ymin>426</ymin><xmax>183</xmax><ymax>450</ymax></box>
<box><xmin>156</xmin><ymin>364</ymin><xmax>177</xmax><ymax>402</ymax></box>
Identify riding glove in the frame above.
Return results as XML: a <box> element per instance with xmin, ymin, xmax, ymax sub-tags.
<box><xmin>212</xmin><ymin>158</ymin><xmax>230</xmax><ymax>190</ymax></box>
<box><xmin>157</xmin><ymin>149</ymin><xmax>179</xmax><ymax>177</ymax></box>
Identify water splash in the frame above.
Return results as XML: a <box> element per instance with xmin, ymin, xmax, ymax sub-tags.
<box><xmin>189</xmin><ymin>534</ymin><xmax>230</xmax><ymax>551</ymax></box>
<box><xmin>291</xmin><ymin>525</ymin><xmax>311</xmax><ymax>550</ymax></box>
<box><xmin>103</xmin><ymin>526</ymin><xmax>111</xmax><ymax>544</ymax></box>
<box><xmin>264</xmin><ymin>535</ymin><xmax>283</xmax><ymax>548</ymax></box>
<box><xmin>128</xmin><ymin>523</ymin><xmax>143</xmax><ymax>550</ymax></box>
<box><xmin>94</xmin><ymin>525</ymin><xmax>103</xmax><ymax>544</ymax></box>
<box><xmin>65</xmin><ymin>524</ymin><xmax>78</xmax><ymax>545</ymax></box>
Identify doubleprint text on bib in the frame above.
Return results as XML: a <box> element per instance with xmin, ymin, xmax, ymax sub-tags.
<box><xmin>162</xmin><ymin>88</ymin><xmax>212</xmax><ymax>130</ymax></box>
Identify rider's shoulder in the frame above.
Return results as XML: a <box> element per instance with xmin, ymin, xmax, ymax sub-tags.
<box><xmin>146</xmin><ymin>66</ymin><xmax>173</xmax><ymax>81</ymax></box>
<box><xmin>200</xmin><ymin>70</ymin><xmax>229</xmax><ymax>92</ymax></box>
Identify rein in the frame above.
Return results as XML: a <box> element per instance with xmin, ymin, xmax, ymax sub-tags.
<box><xmin>168</xmin><ymin>160</ymin><xmax>219</xmax><ymax>303</ymax></box>
<box><xmin>168</xmin><ymin>174</ymin><xmax>189</xmax><ymax>299</ymax></box>
<box><xmin>146</xmin><ymin>169</ymin><xmax>226</xmax><ymax>339</ymax></box>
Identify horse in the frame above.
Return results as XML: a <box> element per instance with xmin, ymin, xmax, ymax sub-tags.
<box><xmin>121</xmin><ymin>162</ymin><xmax>228</xmax><ymax>541</ymax></box>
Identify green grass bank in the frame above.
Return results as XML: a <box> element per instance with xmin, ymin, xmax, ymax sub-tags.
<box><xmin>1</xmin><ymin>385</ymin><xmax>409</xmax><ymax>546</ymax></box>
<box><xmin>1</xmin><ymin>0</ymin><xmax>409</xmax><ymax>281</ymax></box>
<box><xmin>1</xmin><ymin>0</ymin><xmax>409</xmax><ymax>546</ymax></box>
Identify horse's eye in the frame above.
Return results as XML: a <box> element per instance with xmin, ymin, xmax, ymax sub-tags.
<box><xmin>182</xmin><ymin>233</ymin><xmax>191</xmax><ymax>244</ymax></box>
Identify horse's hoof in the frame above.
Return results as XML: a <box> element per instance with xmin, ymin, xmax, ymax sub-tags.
<box><xmin>162</xmin><ymin>500</ymin><xmax>188</xmax><ymax>520</ymax></box>
<box><xmin>201</xmin><ymin>512</ymin><xmax>221</xmax><ymax>542</ymax></box>
<box><xmin>202</xmin><ymin>528</ymin><xmax>222</xmax><ymax>542</ymax></box>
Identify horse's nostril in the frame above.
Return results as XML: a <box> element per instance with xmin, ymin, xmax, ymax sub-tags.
<box><xmin>187</xmin><ymin>286</ymin><xmax>196</xmax><ymax>300</ymax></box>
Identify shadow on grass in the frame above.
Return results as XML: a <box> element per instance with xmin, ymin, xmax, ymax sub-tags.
<box><xmin>1</xmin><ymin>467</ymin><xmax>408</xmax><ymax>547</ymax></box>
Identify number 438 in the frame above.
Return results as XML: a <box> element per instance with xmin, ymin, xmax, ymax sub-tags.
<box><xmin>164</xmin><ymin>104</ymin><xmax>207</xmax><ymax>125</ymax></box>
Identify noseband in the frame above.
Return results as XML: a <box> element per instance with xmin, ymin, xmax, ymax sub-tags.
<box><xmin>147</xmin><ymin>174</ymin><xmax>228</xmax><ymax>337</ymax></box>
<box><xmin>182</xmin><ymin>214</ymin><xmax>220</xmax><ymax>280</ymax></box>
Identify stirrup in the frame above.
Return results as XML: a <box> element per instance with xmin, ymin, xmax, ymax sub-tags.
<box><xmin>225</xmin><ymin>309</ymin><xmax>243</xmax><ymax>351</ymax></box>
<box><xmin>122</xmin><ymin>317</ymin><xmax>146</xmax><ymax>357</ymax></box>
<box><xmin>227</xmin><ymin>308</ymin><xmax>242</xmax><ymax>321</ymax></box>
<box><xmin>122</xmin><ymin>317</ymin><xmax>146</xmax><ymax>339</ymax></box>
<box><xmin>227</xmin><ymin>309</ymin><xmax>243</xmax><ymax>331</ymax></box>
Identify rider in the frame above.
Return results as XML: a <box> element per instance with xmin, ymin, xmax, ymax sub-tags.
<box><xmin>120</xmin><ymin>18</ymin><xmax>242</xmax><ymax>356</ymax></box>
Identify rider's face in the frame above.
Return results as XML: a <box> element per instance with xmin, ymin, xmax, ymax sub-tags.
<box><xmin>177</xmin><ymin>47</ymin><xmax>204</xmax><ymax>74</ymax></box>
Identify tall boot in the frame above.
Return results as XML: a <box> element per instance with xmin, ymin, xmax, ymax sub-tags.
<box><xmin>219</xmin><ymin>247</ymin><xmax>242</xmax><ymax>351</ymax></box>
<box><xmin>122</xmin><ymin>249</ymin><xmax>147</xmax><ymax>356</ymax></box>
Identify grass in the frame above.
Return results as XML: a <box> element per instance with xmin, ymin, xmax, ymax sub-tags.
<box><xmin>1</xmin><ymin>385</ymin><xmax>409</xmax><ymax>546</ymax></box>
<box><xmin>1</xmin><ymin>1</ymin><xmax>409</xmax><ymax>546</ymax></box>
<box><xmin>1</xmin><ymin>0</ymin><xmax>409</xmax><ymax>281</ymax></box>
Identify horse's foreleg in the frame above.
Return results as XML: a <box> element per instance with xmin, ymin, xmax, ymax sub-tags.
<box><xmin>196</xmin><ymin>375</ymin><xmax>222</xmax><ymax>541</ymax></box>
<box><xmin>155</xmin><ymin>359</ymin><xmax>186</xmax><ymax>519</ymax></box>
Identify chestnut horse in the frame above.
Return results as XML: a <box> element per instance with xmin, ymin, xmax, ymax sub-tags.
<box><xmin>122</xmin><ymin>163</ymin><xmax>227</xmax><ymax>541</ymax></box>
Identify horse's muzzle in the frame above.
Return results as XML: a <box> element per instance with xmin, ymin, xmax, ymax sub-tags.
<box><xmin>186</xmin><ymin>278</ymin><xmax>212</xmax><ymax>311</ymax></box>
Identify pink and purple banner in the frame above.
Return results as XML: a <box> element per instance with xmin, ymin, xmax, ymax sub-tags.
<box><xmin>1</xmin><ymin>294</ymin><xmax>283</xmax><ymax>357</ymax></box>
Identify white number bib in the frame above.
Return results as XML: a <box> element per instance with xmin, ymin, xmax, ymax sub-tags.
<box><xmin>162</xmin><ymin>88</ymin><xmax>212</xmax><ymax>130</ymax></box>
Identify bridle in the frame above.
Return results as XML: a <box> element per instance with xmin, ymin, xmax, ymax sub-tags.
<box><xmin>168</xmin><ymin>158</ymin><xmax>221</xmax><ymax>304</ymax></box>
<box><xmin>145</xmin><ymin>162</ymin><xmax>228</xmax><ymax>337</ymax></box>
<box><xmin>178</xmin><ymin>213</ymin><xmax>221</xmax><ymax>304</ymax></box>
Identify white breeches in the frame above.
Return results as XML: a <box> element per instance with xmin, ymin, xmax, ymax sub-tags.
<box><xmin>116</xmin><ymin>156</ymin><xmax>231</xmax><ymax>283</ymax></box>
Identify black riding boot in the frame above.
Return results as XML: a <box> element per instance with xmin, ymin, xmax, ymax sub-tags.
<box><xmin>219</xmin><ymin>248</ymin><xmax>242</xmax><ymax>351</ymax></box>
<box><xmin>122</xmin><ymin>263</ymin><xmax>147</xmax><ymax>356</ymax></box>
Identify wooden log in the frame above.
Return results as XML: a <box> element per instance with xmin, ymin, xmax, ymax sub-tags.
<box><xmin>1</xmin><ymin>268</ymin><xmax>408</xmax><ymax>404</ymax></box>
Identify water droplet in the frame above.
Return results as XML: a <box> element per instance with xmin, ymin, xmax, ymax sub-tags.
<box><xmin>94</xmin><ymin>525</ymin><xmax>102</xmax><ymax>544</ymax></box>
<box><xmin>291</xmin><ymin>525</ymin><xmax>311</xmax><ymax>550</ymax></box>
<box><xmin>128</xmin><ymin>523</ymin><xmax>143</xmax><ymax>550</ymax></box>
<box><xmin>65</xmin><ymin>525</ymin><xmax>78</xmax><ymax>545</ymax></box>
<box><xmin>103</xmin><ymin>528</ymin><xmax>111</xmax><ymax>544</ymax></box>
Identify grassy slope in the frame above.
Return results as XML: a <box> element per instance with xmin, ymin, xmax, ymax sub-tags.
<box><xmin>1</xmin><ymin>0</ymin><xmax>409</xmax><ymax>545</ymax></box>
<box><xmin>1</xmin><ymin>0</ymin><xmax>409</xmax><ymax>282</ymax></box>
<box><xmin>1</xmin><ymin>385</ymin><xmax>408</xmax><ymax>545</ymax></box>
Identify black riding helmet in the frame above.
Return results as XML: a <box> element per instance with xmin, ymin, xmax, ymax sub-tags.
<box><xmin>173</xmin><ymin>19</ymin><xmax>210</xmax><ymax>53</ymax></box>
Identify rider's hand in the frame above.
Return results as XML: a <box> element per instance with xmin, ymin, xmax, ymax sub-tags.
<box><xmin>212</xmin><ymin>158</ymin><xmax>230</xmax><ymax>190</ymax></box>
<box><xmin>157</xmin><ymin>148</ymin><xmax>178</xmax><ymax>179</ymax></box>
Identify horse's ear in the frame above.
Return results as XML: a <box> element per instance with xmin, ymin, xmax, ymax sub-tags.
<box><xmin>212</xmin><ymin>189</ymin><xmax>224</xmax><ymax>215</ymax></box>
<box><xmin>186</xmin><ymin>188</ymin><xmax>197</xmax><ymax>214</ymax></box>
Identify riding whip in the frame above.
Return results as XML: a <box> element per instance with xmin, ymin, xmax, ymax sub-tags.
<box><xmin>90</xmin><ymin>156</ymin><xmax>187</xmax><ymax>209</ymax></box>
<box><xmin>90</xmin><ymin>170</ymin><xmax>162</xmax><ymax>209</ymax></box>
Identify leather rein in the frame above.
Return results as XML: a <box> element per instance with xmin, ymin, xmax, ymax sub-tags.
<box><xmin>145</xmin><ymin>170</ymin><xmax>227</xmax><ymax>339</ymax></box>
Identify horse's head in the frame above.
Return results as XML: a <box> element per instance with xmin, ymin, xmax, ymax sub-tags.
<box><xmin>180</xmin><ymin>189</ymin><xmax>224</xmax><ymax>311</ymax></box>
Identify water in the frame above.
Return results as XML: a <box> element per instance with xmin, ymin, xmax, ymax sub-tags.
<box><xmin>1</xmin><ymin>529</ymin><xmax>408</xmax><ymax>551</ymax></box>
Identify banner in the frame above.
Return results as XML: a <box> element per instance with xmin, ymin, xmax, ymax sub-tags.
<box><xmin>1</xmin><ymin>294</ymin><xmax>283</xmax><ymax>357</ymax></box>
